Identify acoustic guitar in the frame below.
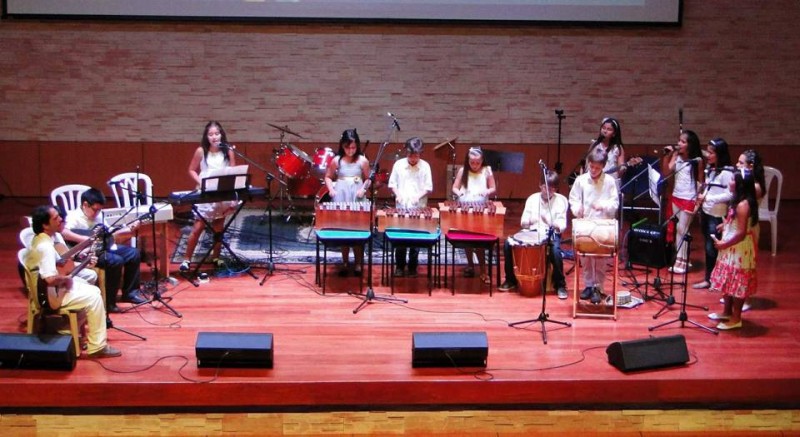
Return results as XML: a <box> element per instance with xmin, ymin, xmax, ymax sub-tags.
<box><xmin>37</xmin><ymin>226</ymin><xmax>101</xmax><ymax>310</ymax></box>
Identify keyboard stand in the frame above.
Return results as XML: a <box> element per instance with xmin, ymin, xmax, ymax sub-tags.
<box><xmin>186</xmin><ymin>176</ymin><xmax>259</xmax><ymax>285</ymax></box>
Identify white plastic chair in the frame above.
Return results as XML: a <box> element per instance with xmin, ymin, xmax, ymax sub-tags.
<box><xmin>107</xmin><ymin>172</ymin><xmax>154</xmax><ymax>208</ymax></box>
<box><xmin>50</xmin><ymin>184</ymin><xmax>91</xmax><ymax>215</ymax></box>
<box><xmin>759</xmin><ymin>166</ymin><xmax>782</xmax><ymax>256</ymax></box>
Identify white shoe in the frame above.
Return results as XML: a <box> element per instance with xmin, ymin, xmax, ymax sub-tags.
<box><xmin>742</xmin><ymin>302</ymin><xmax>752</xmax><ymax>312</ymax></box>
<box><xmin>179</xmin><ymin>260</ymin><xmax>190</xmax><ymax>272</ymax></box>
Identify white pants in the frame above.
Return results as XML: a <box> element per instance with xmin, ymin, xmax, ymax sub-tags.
<box><xmin>49</xmin><ymin>280</ymin><xmax>107</xmax><ymax>355</ymax></box>
<box><xmin>674</xmin><ymin>208</ymin><xmax>694</xmax><ymax>264</ymax></box>
<box><xmin>581</xmin><ymin>256</ymin><xmax>610</xmax><ymax>292</ymax></box>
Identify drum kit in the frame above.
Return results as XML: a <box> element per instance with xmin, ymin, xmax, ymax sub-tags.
<box><xmin>268</xmin><ymin>123</ymin><xmax>397</xmax><ymax>218</ymax></box>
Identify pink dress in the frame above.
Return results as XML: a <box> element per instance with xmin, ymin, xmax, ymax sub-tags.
<box><xmin>710</xmin><ymin>208</ymin><xmax>757</xmax><ymax>299</ymax></box>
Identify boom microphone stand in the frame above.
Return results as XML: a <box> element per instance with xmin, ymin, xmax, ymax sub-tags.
<box><xmin>351</xmin><ymin>114</ymin><xmax>408</xmax><ymax>314</ymax></box>
<box><xmin>96</xmin><ymin>210</ymin><xmax>147</xmax><ymax>339</ymax></box>
<box><xmin>508</xmin><ymin>161</ymin><xmax>571</xmax><ymax>344</ymax></box>
<box><xmin>649</xmin><ymin>230</ymin><xmax>717</xmax><ymax>335</ymax></box>
<box><xmin>109</xmin><ymin>182</ymin><xmax>182</xmax><ymax>318</ymax></box>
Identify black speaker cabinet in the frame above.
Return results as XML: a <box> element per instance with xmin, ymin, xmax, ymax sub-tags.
<box><xmin>627</xmin><ymin>224</ymin><xmax>670</xmax><ymax>268</ymax></box>
<box><xmin>0</xmin><ymin>333</ymin><xmax>76</xmax><ymax>370</ymax></box>
<box><xmin>412</xmin><ymin>331</ymin><xmax>488</xmax><ymax>368</ymax></box>
<box><xmin>195</xmin><ymin>332</ymin><xmax>273</xmax><ymax>368</ymax></box>
<box><xmin>607</xmin><ymin>334</ymin><xmax>689</xmax><ymax>372</ymax></box>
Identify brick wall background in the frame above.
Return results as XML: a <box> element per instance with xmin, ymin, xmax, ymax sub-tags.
<box><xmin>0</xmin><ymin>0</ymin><xmax>798</xmax><ymax>198</ymax></box>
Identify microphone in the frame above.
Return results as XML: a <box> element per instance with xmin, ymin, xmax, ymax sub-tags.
<box><xmin>538</xmin><ymin>159</ymin><xmax>547</xmax><ymax>168</ymax></box>
<box><xmin>688</xmin><ymin>156</ymin><xmax>703</xmax><ymax>163</ymax></box>
<box><xmin>387</xmin><ymin>113</ymin><xmax>401</xmax><ymax>131</ymax></box>
<box><xmin>220</xmin><ymin>142</ymin><xmax>235</xmax><ymax>150</ymax></box>
<box><xmin>655</xmin><ymin>145</ymin><xmax>677</xmax><ymax>155</ymax></box>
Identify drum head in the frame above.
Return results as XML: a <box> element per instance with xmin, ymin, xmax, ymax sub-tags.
<box><xmin>512</xmin><ymin>230</ymin><xmax>542</xmax><ymax>245</ymax></box>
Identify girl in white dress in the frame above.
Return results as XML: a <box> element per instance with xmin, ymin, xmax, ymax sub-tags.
<box><xmin>451</xmin><ymin>147</ymin><xmax>497</xmax><ymax>283</ymax></box>
<box><xmin>324</xmin><ymin>129</ymin><xmax>371</xmax><ymax>276</ymax></box>
<box><xmin>180</xmin><ymin>121</ymin><xmax>237</xmax><ymax>272</ymax></box>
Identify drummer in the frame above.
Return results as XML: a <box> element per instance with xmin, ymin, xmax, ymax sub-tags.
<box><xmin>498</xmin><ymin>169</ymin><xmax>569</xmax><ymax>299</ymax></box>
<box><xmin>323</xmin><ymin>128</ymin><xmax>371</xmax><ymax>277</ymax></box>
<box><xmin>568</xmin><ymin>148</ymin><xmax>619</xmax><ymax>304</ymax></box>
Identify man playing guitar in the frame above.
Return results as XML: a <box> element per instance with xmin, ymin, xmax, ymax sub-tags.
<box><xmin>24</xmin><ymin>205</ymin><xmax>121</xmax><ymax>358</ymax></box>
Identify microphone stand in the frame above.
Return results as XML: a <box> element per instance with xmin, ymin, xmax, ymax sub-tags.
<box><xmin>221</xmin><ymin>145</ymin><xmax>305</xmax><ymax>284</ymax></box>
<box><xmin>350</xmin><ymin>116</ymin><xmax>408</xmax><ymax>313</ymax></box>
<box><xmin>111</xmin><ymin>183</ymin><xmax>182</xmax><ymax>318</ymax></box>
<box><xmin>96</xmin><ymin>210</ymin><xmax>147</xmax><ymax>339</ymax></box>
<box><xmin>554</xmin><ymin>109</ymin><xmax>565</xmax><ymax>174</ymax></box>
<box><xmin>508</xmin><ymin>162</ymin><xmax>571</xmax><ymax>344</ymax></box>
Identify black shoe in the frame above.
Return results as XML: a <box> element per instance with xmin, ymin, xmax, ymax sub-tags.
<box><xmin>407</xmin><ymin>269</ymin><xmax>418</xmax><ymax>278</ymax></box>
<box><xmin>580</xmin><ymin>287</ymin><xmax>593</xmax><ymax>300</ymax></box>
<box><xmin>88</xmin><ymin>345</ymin><xmax>122</xmax><ymax>359</ymax></box>
<box><xmin>394</xmin><ymin>268</ymin><xmax>405</xmax><ymax>277</ymax></box>
<box><xmin>338</xmin><ymin>268</ymin><xmax>350</xmax><ymax>277</ymax></box>
<box><xmin>107</xmin><ymin>305</ymin><xmax>122</xmax><ymax>314</ymax></box>
<box><xmin>353</xmin><ymin>268</ymin><xmax>362</xmax><ymax>277</ymax></box>
<box><xmin>498</xmin><ymin>281</ymin><xmax>518</xmax><ymax>292</ymax></box>
<box><xmin>121</xmin><ymin>291</ymin><xmax>146</xmax><ymax>304</ymax></box>
<box><xmin>590</xmin><ymin>289</ymin><xmax>602</xmax><ymax>304</ymax></box>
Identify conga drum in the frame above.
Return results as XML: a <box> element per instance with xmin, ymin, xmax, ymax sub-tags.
<box><xmin>511</xmin><ymin>230</ymin><xmax>546</xmax><ymax>297</ymax></box>
<box><xmin>572</xmin><ymin>219</ymin><xmax>619</xmax><ymax>254</ymax></box>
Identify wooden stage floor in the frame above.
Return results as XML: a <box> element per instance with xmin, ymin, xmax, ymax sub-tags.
<box><xmin>0</xmin><ymin>198</ymin><xmax>798</xmax><ymax>412</ymax></box>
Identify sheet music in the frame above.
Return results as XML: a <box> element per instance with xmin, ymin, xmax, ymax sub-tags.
<box><xmin>203</xmin><ymin>165</ymin><xmax>249</xmax><ymax>192</ymax></box>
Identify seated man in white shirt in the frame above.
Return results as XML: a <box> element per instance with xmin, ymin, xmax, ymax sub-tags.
<box><xmin>25</xmin><ymin>205</ymin><xmax>121</xmax><ymax>358</ymax></box>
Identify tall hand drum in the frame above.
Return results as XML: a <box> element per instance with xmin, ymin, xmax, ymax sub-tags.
<box><xmin>511</xmin><ymin>230</ymin><xmax>546</xmax><ymax>297</ymax></box>
<box><xmin>572</xmin><ymin>219</ymin><xmax>618</xmax><ymax>254</ymax></box>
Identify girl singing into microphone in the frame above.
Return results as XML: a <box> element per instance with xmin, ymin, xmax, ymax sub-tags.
<box><xmin>586</xmin><ymin>117</ymin><xmax>626</xmax><ymax>180</ymax></box>
<box><xmin>664</xmin><ymin>129</ymin><xmax>705</xmax><ymax>275</ymax></box>
<box><xmin>180</xmin><ymin>120</ymin><xmax>237</xmax><ymax>273</ymax></box>
<box><xmin>693</xmin><ymin>138</ymin><xmax>733</xmax><ymax>289</ymax></box>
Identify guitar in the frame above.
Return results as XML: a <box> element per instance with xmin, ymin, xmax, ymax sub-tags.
<box><xmin>70</xmin><ymin>216</ymin><xmax>151</xmax><ymax>256</ymax></box>
<box><xmin>37</xmin><ymin>226</ymin><xmax>101</xmax><ymax>310</ymax></box>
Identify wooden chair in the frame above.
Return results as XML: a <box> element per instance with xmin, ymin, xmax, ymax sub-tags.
<box><xmin>23</xmin><ymin>266</ymin><xmax>84</xmax><ymax>358</ymax></box>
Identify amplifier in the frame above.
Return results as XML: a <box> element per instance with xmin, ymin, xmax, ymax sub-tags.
<box><xmin>627</xmin><ymin>224</ymin><xmax>670</xmax><ymax>268</ymax></box>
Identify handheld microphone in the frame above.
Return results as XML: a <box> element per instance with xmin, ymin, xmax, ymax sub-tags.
<box><xmin>538</xmin><ymin>159</ymin><xmax>547</xmax><ymax>168</ymax></box>
<box><xmin>688</xmin><ymin>156</ymin><xmax>703</xmax><ymax>163</ymax></box>
<box><xmin>655</xmin><ymin>145</ymin><xmax>677</xmax><ymax>155</ymax></box>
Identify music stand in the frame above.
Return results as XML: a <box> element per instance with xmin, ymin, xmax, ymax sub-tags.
<box><xmin>186</xmin><ymin>171</ymin><xmax>258</xmax><ymax>283</ymax></box>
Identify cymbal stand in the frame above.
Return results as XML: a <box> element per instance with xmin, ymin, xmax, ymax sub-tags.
<box><xmin>508</xmin><ymin>161</ymin><xmax>571</xmax><ymax>344</ymax></box>
<box><xmin>649</xmin><ymin>232</ymin><xmax>717</xmax><ymax>335</ymax></box>
<box><xmin>351</xmin><ymin>114</ymin><xmax>408</xmax><ymax>313</ymax></box>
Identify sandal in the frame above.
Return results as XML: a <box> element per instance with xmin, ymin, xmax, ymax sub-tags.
<box><xmin>463</xmin><ymin>267</ymin><xmax>475</xmax><ymax>278</ymax></box>
<box><xmin>480</xmin><ymin>274</ymin><xmax>491</xmax><ymax>285</ymax></box>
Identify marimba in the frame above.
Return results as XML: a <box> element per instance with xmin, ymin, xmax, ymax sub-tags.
<box><xmin>376</xmin><ymin>207</ymin><xmax>439</xmax><ymax>233</ymax></box>
<box><xmin>314</xmin><ymin>201</ymin><xmax>372</xmax><ymax>231</ymax></box>
<box><xmin>438</xmin><ymin>200</ymin><xmax>506</xmax><ymax>237</ymax></box>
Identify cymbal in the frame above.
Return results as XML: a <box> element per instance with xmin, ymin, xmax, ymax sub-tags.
<box><xmin>433</xmin><ymin>137</ymin><xmax>457</xmax><ymax>150</ymax></box>
<box><xmin>267</xmin><ymin>123</ymin><xmax>305</xmax><ymax>139</ymax></box>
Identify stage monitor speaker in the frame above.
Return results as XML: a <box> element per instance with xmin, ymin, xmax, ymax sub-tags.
<box><xmin>606</xmin><ymin>334</ymin><xmax>689</xmax><ymax>372</ymax></box>
<box><xmin>627</xmin><ymin>224</ymin><xmax>670</xmax><ymax>268</ymax></box>
<box><xmin>195</xmin><ymin>332</ymin><xmax>273</xmax><ymax>368</ymax></box>
<box><xmin>0</xmin><ymin>333</ymin><xmax>76</xmax><ymax>370</ymax></box>
<box><xmin>412</xmin><ymin>331</ymin><xmax>488</xmax><ymax>368</ymax></box>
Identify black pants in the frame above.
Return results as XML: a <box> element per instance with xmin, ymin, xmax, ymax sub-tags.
<box><xmin>699</xmin><ymin>211</ymin><xmax>724</xmax><ymax>282</ymax></box>
<box><xmin>97</xmin><ymin>245</ymin><xmax>141</xmax><ymax>308</ymax></box>
<box><xmin>395</xmin><ymin>247</ymin><xmax>419</xmax><ymax>272</ymax></box>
